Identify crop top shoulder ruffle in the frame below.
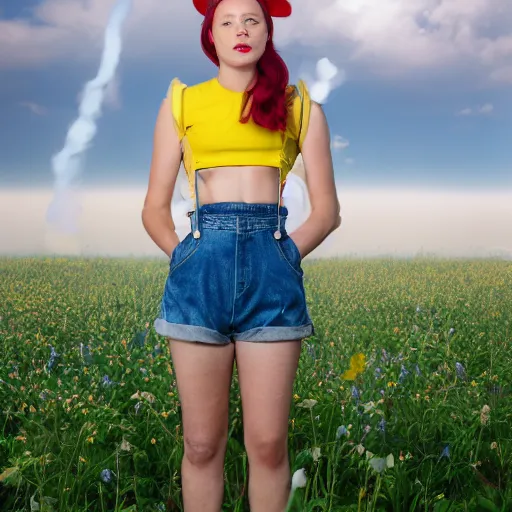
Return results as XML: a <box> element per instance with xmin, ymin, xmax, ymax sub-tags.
<box><xmin>166</xmin><ymin>76</ymin><xmax>311</xmax><ymax>201</ymax></box>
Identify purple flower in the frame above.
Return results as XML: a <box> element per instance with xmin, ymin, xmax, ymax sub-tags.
<box><xmin>381</xmin><ymin>349</ymin><xmax>389</xmax><ymax>363</ymax></box>
<box><xmin>102</xmin><ymin>375</ymin><xmax>114</xmax><ymax>387</ymax></box>
<box><xmin>351</xmin><ymin>385</ymin><xmax>360</xmax><ymax>401</ymax></box>
<box><xmin>374</xmin><ymin>367</ymin><xmax>382</xmax><ymax>379</ymax></box>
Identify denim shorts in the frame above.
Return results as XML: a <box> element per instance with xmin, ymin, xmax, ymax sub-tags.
<box><xmin>153</xmin><ymin>202</ymin><xmax>315</xmax><ymax>344</ymax></box>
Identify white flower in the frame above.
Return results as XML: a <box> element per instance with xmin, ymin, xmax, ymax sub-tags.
<box><xmin>311</xmin><ymin>447</ymin><xmax>321</xmax><ymax>461</ymax></box>
<box><xmin>297</xmin><ymin>399</ymin><xmax>317</xmax><ymax>409</ymax></box>
<box><xmin>291</xmin><ymin>468</ymin><xmax>307</xmax><ymax>490</ymax></box>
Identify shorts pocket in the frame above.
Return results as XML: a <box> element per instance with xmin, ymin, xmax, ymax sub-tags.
<box><xmin>169</xmin><ymin>233</ymin><xmax>201</xmax><ymax>277</ymax></box>
<box><xmin>270</xmin><ymin>231</ymin><xmax>303</xmax><ymax>278</ymax></box>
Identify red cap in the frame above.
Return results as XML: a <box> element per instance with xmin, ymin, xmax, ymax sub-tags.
<box><xmin>193</xmin><ymin>0</ymin><xmax>292</xmax><ymax>17</ymax></box>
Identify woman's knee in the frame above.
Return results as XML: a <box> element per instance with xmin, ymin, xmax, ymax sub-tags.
<box><xmin>245</xmin><ymin>434</ymin><xmax>288</xmax><ymax>468</ymax></box>
<box><xmin>184</xmin><ymin>435</ymin><xmax>226</xmax><ymax>467</ymax></box>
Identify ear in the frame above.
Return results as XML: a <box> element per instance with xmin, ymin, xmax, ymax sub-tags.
<box><xmin>208</xmin><ymin>29</ymin><xmax>214</xmax><ymax>44</ymax></box>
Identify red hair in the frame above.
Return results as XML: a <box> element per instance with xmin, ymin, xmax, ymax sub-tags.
<box><xmin>200</xmin><ymin>0</ymin><xmax>290</xmax><ymax>132</ymax></box>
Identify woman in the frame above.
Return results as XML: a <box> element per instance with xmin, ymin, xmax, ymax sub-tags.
<box><xmin>142</xmin><ymin>0</ymin><xmax>341</xmax><ymax>509</ymax></box>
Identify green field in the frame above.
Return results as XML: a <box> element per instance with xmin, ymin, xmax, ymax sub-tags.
<box><xmin>1</xmin><ymin>256</ymin><xmax>511</xmax><ymax>511</ymax></box>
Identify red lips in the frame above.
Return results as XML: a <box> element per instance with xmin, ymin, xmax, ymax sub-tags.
<box><xmin>234</xmin><ymin>44</ymin><xmax>252</xmax><ymax>53</ymax></box>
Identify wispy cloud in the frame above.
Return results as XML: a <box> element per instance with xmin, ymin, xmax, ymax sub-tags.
<box><xmin>332</xmin><ymin>135</ymin><xmax>350</xmax><ymax>151</ymax></box>
<box><xmin>457</xmin><ymin>103</ymin><xmax>494</xmax><ymax>116</ymax></box>
<box><xmin>19</xmin><ymin>101</ymin><xmax>48</xmax><ymax>116</ymax></box>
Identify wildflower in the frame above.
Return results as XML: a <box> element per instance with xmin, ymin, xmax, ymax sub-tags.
<box><xmin>120</xmin><ymin>439</ymin><xmax>132</xmax><ymax>452</ymax></box>
<box><xmin>455</xmin><ymin>362</ymin><xmax>466</xmax><ymax>380</ymax></box>
<box><xmin>377</xmin><ymin>418</ymin><xmax>386</xmax><ymax>433</ymax></box>
<box><xmin>471</xmin><ymin>380</ymin><xmax>477</xmax><ymax>387</ymax></box>
<box><xmin>293</xmin><ymin>394</ymin><xmax>300</xmax><ymax>400</ymax></box>
<box><xmin>448</xmin><ymin>327</ymin><xmax>455</xmax><ymax>336</ymax></box>
<box><xmin>336</xmin><ymin>425</ymin><xmax>349</xmax><ymax>439</ymax></box>
<box><xmin>351</xmin><ymin>386</ymin><xmax>360</xmax><ymax>401</ymax></box>
<box><xmin>387</xmin><ymin>381</ymin><xmax>396</xmax><ymax>388</ymax></box>
<box><xmin>79</xmin><ymin>456</ymin><xmax>87</xmax><ymax>463</ymax></box>
<box><xmin>414</xmin><ymin>364</ymin><xmax>421</xmax><ymax>376</ymax></box>
<box><xmin>134</xmin><ymin>401</ymin><xmax>143</xmax><ymax>414</ymax></box>
<box><xmin>311</xmin><ymin>447</ymin><xmax>321</xmax><ymax>461</ymax></box>
<box><xmin>381</xmin><ymin>349</ymin><xmax>389</xmax><ymax>362</ymax></box>
<box><xmin>161</xmin><ymin>411</ymin><xmax>169</xmax><ymax>419</ymax></box>
<box><xmin>416</xmin><ymin>306</ymin><xmax>421</xmax><ymax>313</ymax></box>
<box><xmin>151</xmin><ymin>438</ymin><xmax>157</xmax><ymax>444</ymax></box>
<box><xmin>342</xmin><ymin>353</ymin><xmax>366</xmax><ymax>380</ymax></box>
<box><xmin>439</xmin><ymin>445</ymin><xmax>450</xmax><ymax>460</ymax></box>
<box><xmin>399</xmin><ymin>365</ymin><xmax>409</xmax><ymax>382</ymax></box>
<box><xmin>490</xmin><ymin>442</ymin><xmax>497</xmax><ymax>450</ymax></box>
<box><xmin>291</xmin><ymin>468</ymin><xmax>307</xmax><ymax>490</ymax></box>
<box><xmin>356</xmin><ymin>444</ymin><xmax>365</xmax><ymax>455</ymax></box>
<box><xmin>374</xmin><ymin>367</ymin><xmax>382</xmax><ymax>379</ymax></box>
<box><xmin>480</xmin><ymin>404</ymin><xmax>490</xmax><ymax>425</ymax></box>
<box><xmin>80</xmin><ymin>343</ymin><xmax>93</xmax><ymax>364</ymax></box>
<box><xmin>46</xmin><ymin>345</ymin><xmax>59</xmax><ymax>373</ymax></box>
<box><xmin>86</xmin><ymin>436</ymin><xmax>94</xmax><ymax>444</ymax></box>
<box><xmin>100</xmin><ymin>468</ymin><xmax>114</xmax><ymax>483</ymax></box>
<box><xmin>369</xmin><ymin>454</ymin><xmax>394</xmax><ymax>473</ymax></box>
<box><xmin>102</xmin><ymin>375</ymin><xmax>114</xmax><ymax>387</ymax></box>
<box><xmin>296</xmin><ymin>399</ymin><xmax>317</xmax><ymax>409</ymax></box>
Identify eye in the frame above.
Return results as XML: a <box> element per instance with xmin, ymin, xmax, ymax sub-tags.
<box><xmin>246</xmin><ymin>17</ymin><xmax>258</xmax><ymax>24</ymax></box>
<box><xmin>222</xmin><ymin>21</ymin><xmax>231</xmax><ymax>26</ymax></box>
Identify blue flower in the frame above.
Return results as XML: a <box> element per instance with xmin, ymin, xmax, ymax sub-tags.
<box><xmin>377</xmin><ymin>417</ymin><xmax>386</xmax><ymax>433</ymax></box>
<box><xmin>351</xmin><ymin>385</ymin><xmax>360</xmax><ymax>401</ymax></box>
<box><xmin>381</xmin><ymin>349</ymin><xmax>389</xmax><ymax>362</ymax></box>
<box><xmin>374</xmin><ymin>367</ymin><xmax>382</xmax><ymax>379</ymax></box>
<box><xmin>414</xmin><ymin>364</ymin><xmax>421</xmax><ymax>376</ymax></box>
<box><xmin>100</xmin><ymin>468</ymin><xmax>114</xmax><ymax>483</ymax></box>
<box><xmin>46</xmin><ymin>345</ymin><xmax>60</xmax><ymax>373</ymax></box>
<box><xmin>399</xmin><ymin>364</ymin><xmax>409</xmax><ymax>383</ymax></box>
<box><xmin>439</xmin><ymin>444</ymin><xmax>450</xmax><ymax>460</ymax></box>
<box><xmin>455</xmin><ymin>362</ymin><xmax>466</xmax><ymax>380</ymax></box>
<box><xmin>336</xmin><ymin>425</ymin><xmax>348</xmax><ymax>439</ymax></box>
<box><xmin>448</xmin><ymin>327</ymin><xmax>456</xmax><ymax>336</ymax></box>
<box><xmin>102</xmin><ymin>375</ymin><xmax>114</xmax><ymax>387</ymax></box>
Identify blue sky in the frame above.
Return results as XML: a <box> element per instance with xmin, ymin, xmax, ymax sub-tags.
<box><xmin>1</xmin><ymin>0</ymin><xmax>511</xmax><ymax>191</ymax></box>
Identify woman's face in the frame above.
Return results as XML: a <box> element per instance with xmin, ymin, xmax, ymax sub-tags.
<box><xmin>211</xmin><ymin>0</ymin><xmax>269</xmax><ymax>69</ymax></box>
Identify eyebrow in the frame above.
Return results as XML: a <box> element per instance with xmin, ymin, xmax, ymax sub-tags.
<box><xmin>222</xmin><ymin>12</ymin><xmax>261</xmax><ymax>18</ymax></box>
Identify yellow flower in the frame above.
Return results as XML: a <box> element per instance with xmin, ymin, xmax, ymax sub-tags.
<box><xmin>342</xmin><ymin>353</ymin><xmax>366</xmax><ymax>380</ymax></box>
<box><xmin>79</xmin><ymin>456</ymin><xmax>87</xmax><ymax>463</ymax></box>
<box><xmin>161</xmin><ymin>411</ymin><xmax>169</xmax><ymax>419</ymax></box>
<box><xmin>293</xmin><ymin>394</ymin><xmax>300</xmax><ymax>400</ymax></box>
<box><xmin>86</xmin><ymin>436</ymin><xmax>94</xmax><ymax>444</ymax></box>
<box><xmin>387</xmin><ymin>381</ymin><xmax>396</xmax><ymax>387</ymax></box>
<box><xmin>471</xmin><ymin>380</ymin><xmax>477</xmax><ymax>387</ymax></box>
<box><xmin>151</xmin><ymin>438</ymin><xmax>157</xmax><ymax>444</ymax></box>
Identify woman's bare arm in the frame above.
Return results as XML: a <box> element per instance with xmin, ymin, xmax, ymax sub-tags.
<box><xmin>141</xmin><ymin>96</ymin><xmax>183</xmax><ymax>258</ymax></box>
<box><xmin>289</xmin><ymin>101</ymin><xmax>342</xmax><ymax>258</ymax></box>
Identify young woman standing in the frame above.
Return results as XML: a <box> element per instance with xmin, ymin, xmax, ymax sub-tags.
<box><xmin>142</xmin><ymin>0</ymin><xmax>341</xmax><ymax>509</ymax></box>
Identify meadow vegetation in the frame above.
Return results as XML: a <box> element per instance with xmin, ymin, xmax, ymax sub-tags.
<box><xmin>0</xmin><ymin>256</ymin><xmax>510</xmax><ymax>511</ymax></box>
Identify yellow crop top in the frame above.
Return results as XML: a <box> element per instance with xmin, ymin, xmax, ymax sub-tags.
<box><xmin>166</xmin><ymin>76</ymin><xmax>311</xmax><ymax>202</ymax></box>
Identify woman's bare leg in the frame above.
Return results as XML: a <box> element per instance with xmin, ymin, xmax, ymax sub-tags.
<box><xmin>169</xmin><ymin>339</ymin><xmax>235</xmax><ymax>512</ymax></box>
<box><xmin>234</xmin><ymin>340</ymin><xmax>302</xmax><ymax>512</ymax></box>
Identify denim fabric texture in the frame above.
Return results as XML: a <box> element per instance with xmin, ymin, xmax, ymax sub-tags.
<box><xmin>154</xmin><ymin>202</ymin><xmax>315</xmax><ymax>344</ymax></box>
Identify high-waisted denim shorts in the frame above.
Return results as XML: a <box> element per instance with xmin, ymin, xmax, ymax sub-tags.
<box><xmin>154</xmin><ymin>202</ymin><xmax>315</xmax><ymax>344</ymax></box>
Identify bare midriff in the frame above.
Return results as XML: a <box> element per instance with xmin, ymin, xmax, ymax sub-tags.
<box><xmin>195</xmin><ymin>166</ymin><xmax>281</xmax><ymax>206</ymax></box>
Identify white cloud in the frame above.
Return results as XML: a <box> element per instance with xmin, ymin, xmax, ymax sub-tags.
<box><xmin>332</xmin><ymin>135</ymin><xmax>350</xmax><ymax>151</ymax></box>
<box><xmin>1</xmin><ymin>0</ymin><xmax>511</xmax><ymax>86</ymax></box>
<box><xmin>457</xmin><ymin>103</ymin><xmax>494</xmax><ymax>116</ymax></box>
<box><xmin>19</xmin><ymin>101</ymin><xmax>48</xmax><ymax>115</ymax></box>
<box><xmin>1</xmin><ymin>186</ymin><xmax>511</xmax><ymax>259</ymax></box>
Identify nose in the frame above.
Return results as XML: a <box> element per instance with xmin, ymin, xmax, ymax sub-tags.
<box><xmin>237</xmin><ymin>25</ymin><xmax>248</xmax><ymax>36</ymax></box>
